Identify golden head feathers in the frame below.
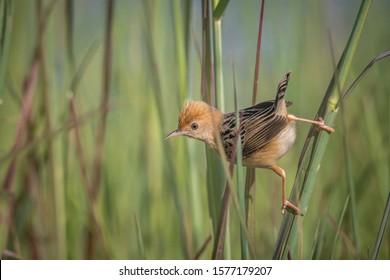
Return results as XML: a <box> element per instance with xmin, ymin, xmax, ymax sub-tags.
<box><xmin>178</xmin><ymin>101</ymin><xmax>214</xmax><ymax>130</ymax></box>
<box><xmin>165</xmin><ymin>100</ymin><xmax>223</xmax><ymax>150</ymax></box>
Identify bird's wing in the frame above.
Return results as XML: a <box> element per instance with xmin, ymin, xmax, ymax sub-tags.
<box><xmin>241</xmin><ymin>111</ymin><xmax>288</xmax><ymax>158</ymax></box>
<box><xmin>220</xmin><ymin>100</ymin><xmax>289</xmax><ymax>159</ymax></box>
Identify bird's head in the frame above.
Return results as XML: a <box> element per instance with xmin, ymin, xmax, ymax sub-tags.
<box><xmin>165</xmin><ymin>101</ymin><xmax>223</xmax><ymax>149</ymax></box>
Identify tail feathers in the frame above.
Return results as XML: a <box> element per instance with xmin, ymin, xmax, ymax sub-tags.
<box><xmin>274</xmin><ymin>70</ymin><xmax>292</xmax><ymax>110</ymax></box>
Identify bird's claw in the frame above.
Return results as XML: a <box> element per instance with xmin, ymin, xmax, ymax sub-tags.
<box><xmin>315</xmin><ymin>117</ymin><xmax>335</xmax><ymax>133</ymax></box>
<box><xmin>281</xmin><ymin>200</ymin><xmax>304</xmax><ymax>216</ymax></box>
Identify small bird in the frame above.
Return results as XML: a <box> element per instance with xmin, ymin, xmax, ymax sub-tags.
<box><xmin>165</xmin><ymin>71</ymin><xmax>334</xmax><ymax>215</ymax></box>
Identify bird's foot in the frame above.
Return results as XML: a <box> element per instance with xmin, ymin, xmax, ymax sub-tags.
<box><xmin>315</xmin><ymin>117</ymin><xmax>335</xmax><ymax>133</ymax></box>
<box><xmin>281</xmin><ymin>200</ymin><xmax>304</xmax><ymax>216</ymax></box>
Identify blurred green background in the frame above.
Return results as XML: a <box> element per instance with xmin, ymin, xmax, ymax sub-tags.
<box><xmin>0</xmin><ymin>0</ymin><xmax>389</xmax><ymax>259</ymax></box>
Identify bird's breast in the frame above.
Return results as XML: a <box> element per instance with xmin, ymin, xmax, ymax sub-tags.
<box><xmin>275</xmin><ymin>120</ymin><xmax>296</xmax><ymax>157</ymax></box>
<box><xmin>242</xmin><ymin>121</ymin><xmax>296</xmax><ymax>168</ymax></box>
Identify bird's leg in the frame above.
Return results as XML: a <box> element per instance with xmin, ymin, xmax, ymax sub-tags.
<box><xmin>269</xmin><ymin>165</ymin><xmax>304</xmax><ymax>216</ymax></box>
<box><xmin>287</xmin><ymin>114</ymin><xmax>335</xmax><ymax>133</ymax></box>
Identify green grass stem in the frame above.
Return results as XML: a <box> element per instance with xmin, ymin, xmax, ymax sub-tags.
<box><xmin>0</xmin><ymin>0</ymin><xmax>14</xmax><ymax>258</ymax></box>
<box><xmin>245</xmin><ymin>0</ymin><xmax>265</xmax><ymax>258</ymax></box>
<box><xmin>232</xmin><ymin>62</ymin><xmax>249</xmax><ymax>259</ymax></box>
<box><xmin>371</xmin><ymin>193</ymin><xmax>390</xmax><ymax>259</ymax></box>
<box><xmin>0</xmin><ymin>0</ymin><xmax>13</xmax><ymax>97</ymax></box>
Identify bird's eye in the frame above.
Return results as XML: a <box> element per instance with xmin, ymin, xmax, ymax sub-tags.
<box><xmin>191</xmin><ymin>123</ymin><xmax>198</xmax><ymax>130</ymax></box>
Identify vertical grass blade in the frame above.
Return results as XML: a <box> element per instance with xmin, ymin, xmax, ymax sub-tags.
<box><xmin>0</xmin><ymin>0</ymin><xmax>13</xmax><ymax>96</ymax></box>
<box><xmin>250</xmin><ymin>0</ymin><xmax>265</xmax><ymax>105</ymax></box>
<box><xmin>273</xmin><ymin>0</ymin><xmax>372</xmax><ymax>260</ymax></box>
<box><xmin>0</xmin><ymin>0</ymin><xmax>14</xmax><ymax>255</ymax></box>
<box><xmin>245</xmin><ymin>0</ymin><xmax>265</xmax><ymax>257</ymax></box>
<box><xmin>371</xmin><ymin>193</ymin><xmax>390</xmax><ymax>259</ymax></box>
<box><xmin>330</xmin><ymin>195</ymin><xmax>351</xmax><ymax>259</ymax></box>
<box><xmin>86</xmin><ymin>0</ymin><xmax>114</xmax><ymax>259</ymax></box>
<box><xmin>212</xmin><ymin>0</ymin><xmax>230</xmax><ymax>259</ymax></box>
<box><xmin>65</xmin><ymin>0</ymin><xmax>75</xmax><ymax>69</ymax></box>
<box><xmin>201</xmin><ymin>0</ymin><xmax>227</xmax><ymax>258</ymax></box>
<box><xmin>212</xmin><ymin>0</ymin><xmax>225</xmax><ymax>111</ymax></box>
<box><xmin>211</xmin><ymin>180</ymin><xmax>231</xmax><ymax>259</ymax></box>
<box><xmin>232</xmin><ymin>64</ymin><xmax>249</xmax><ymax>259</ymax></box>
<box><xmin>133</xmin><ymin>214</ymin><xmax>146</xmax><ymax>259</ymax></box>
<box><xmin>202</xmin><ymin>0</ymin><xmax>218</xmax><ymax>231</ymax></box>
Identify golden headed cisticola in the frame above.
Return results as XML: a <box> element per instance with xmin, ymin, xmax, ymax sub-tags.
<box><xmin>165</xmin><ymin>71</ymin><xmax>335</xmax><ymax>215</ymax></box>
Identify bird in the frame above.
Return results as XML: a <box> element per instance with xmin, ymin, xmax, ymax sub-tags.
<box><xmin>165</xmin><ymin>71</ymin><xmax>335</xmax><ymax>215</ymax></box>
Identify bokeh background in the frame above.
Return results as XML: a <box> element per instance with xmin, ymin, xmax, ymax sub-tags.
<box><xmin>0</xmin><ymin>0</ymin><xmax>389</xmax><ymax>259</ymax></box>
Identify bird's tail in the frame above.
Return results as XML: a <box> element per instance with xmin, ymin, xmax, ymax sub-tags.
<box><xmin>274</xmin><ymin>70</ymin><xmax>292</xmax><ymax>111</ymax></box>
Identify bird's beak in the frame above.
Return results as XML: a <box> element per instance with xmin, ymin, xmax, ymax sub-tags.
<box><xmin>165</xmin><ymin>129</ymin><xmax>186</xmax><ymax>140</ymax></box>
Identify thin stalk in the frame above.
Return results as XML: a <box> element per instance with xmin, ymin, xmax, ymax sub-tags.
<box><xmin>211</xmin><ymin>179</ymin><xmax>231</xmax><ymax>259</ymax></box>
<box><xmin>68</xmin><ymin>93</ymin><xmax>93</xmax><ymax>200</ymax></box>
<box><xmin>193</xmin><ymin>235</ymin><xmax>212</xmax><ymax>260</ymax></box>
<box><xmin>251</xmin><ymin>0</ymin><xmax>265</xmax><ymax>105</ymax></box>
<box><xmin>91</xmin><ymin>0</ymin><xmax>114</xmax><ymax>200</ymax></box>
<box><xmin>310</xmin><ymin>191</ymin><xmax>335</xmax><ymax>259</ymax></box>
<box><xmin>0</xmin><ymin>0</ymin><xmax>13</xmax><ymax>96</ymax></box>
<box><xmin>273</xmin><ymin>0</ymin><xmax>372</xmax><ymax>260</ymax></box>
<box><xmin>201</xmin><ymin>0</ymin><xmax>226</xmax><ymax>254</ymax></box>
<box><xmin>330</xmin><ymin>195</ymin><xmax>351</xmax><ymax>259</ymax></box>
<box><xmin>232</xmin><ymin>63</ymin><xmax>248</xmax><ymax>259</ymax></box>
<box><xmin>245</xmin><ymin>0</ymin><xmax>265</xmax><ymax>256</ymax></box>
<box><xmin>310</xmin><ymin>217</ymin><xmax>325</xmax><ymax>259</ymax></box>
<box><xmin>173</xmin><ymin>0</ymin><xmax>187</xmax><ymax>102</ymax></box>
<box><xmin>202</xmin><ymin>3</ymin><xmax>219</xmax><ymax>228</ymax></box>
<box><xmin>212</xmin><ymin>0</ymin><xmax>230</xmax><ymax>259</ymax></box>
<box><xmin>371</xmin><ymin>192</ymin><xmax>390</xmax><ymax>259</ymax></box>
<box><xmin>212</xmin><ymin>0</ymin><xmax>224</xmax><ymax>111</ymax></box>
<box><xmin>65</xmin><ymin>0</ymin><xmax>75</xmax><ymax>69</ymax></box>
<box><xmin>327</xmin><ymin>213</ymin><xmax>360</xmax><ymax>258</ymax></box>
<box><xmin>87</xmin><ymin>0</ymin><xmax>114</xmax><ymax>259</ymax></box>
<box><xmin>236</xmin><ymin>152</ymin><xmax>247</xmax><ymax>257</ymax></box>
<box><xmin>201</xmin><ymin>0</ymin><xmax>213</xmax><ymax>106</ymax></box>
<box><xmin>133</xmin><ymin>214</ymin><xmax>146</xmax><ymax>259</ymax></box>
<box><xmin>0</xmin><ymin>0</ymin><xmax>16</xmax><ymax>255</ymax></box>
